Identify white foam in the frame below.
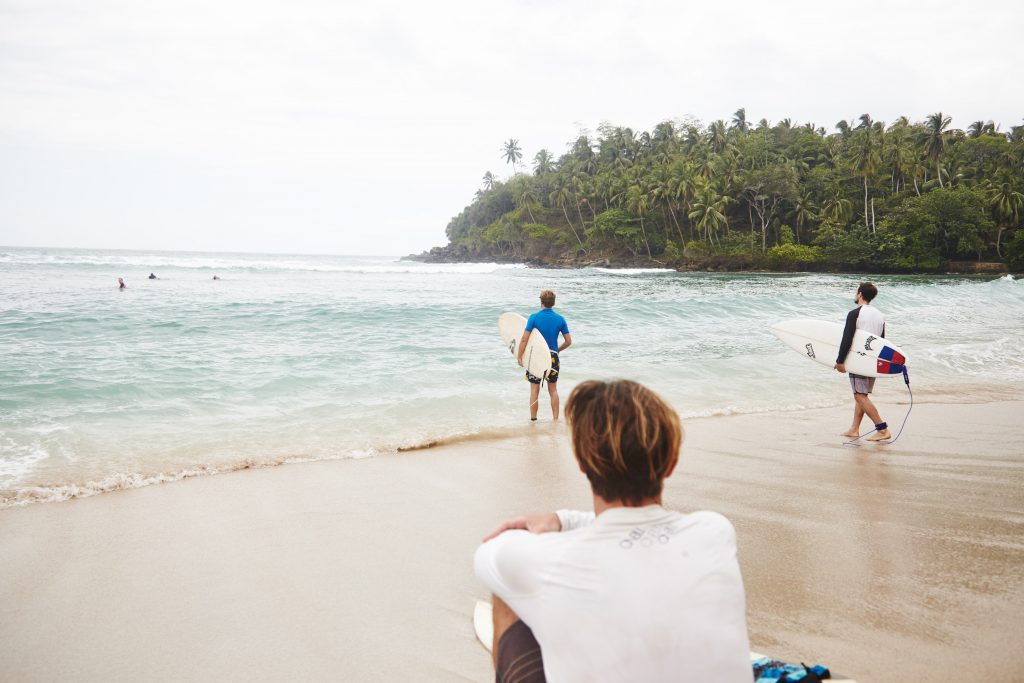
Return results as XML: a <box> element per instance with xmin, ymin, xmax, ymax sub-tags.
<box><xmin>0</xmin><ymin>449</ymin><xmax>382</xmax><ymax>509</ymax></box>
<box><xmin>681</xmin><ymin>400</ymin><xmax>846</xmax><ymax>419</ymax></box>
<box><xmin>0</xmin><ymin>250</ymin><xmax>528</xmax><ymax>275</ymax></box>
<box><xmin>592</xmin><ymin>267</ymin><xmax>676</xmax><ymax>275</ymax></box>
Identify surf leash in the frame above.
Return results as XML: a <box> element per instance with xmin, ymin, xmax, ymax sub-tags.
<box><xmin>843</xmin><ymin>367</ymin><xmax>913</xmax><ymax>447</ymax></box>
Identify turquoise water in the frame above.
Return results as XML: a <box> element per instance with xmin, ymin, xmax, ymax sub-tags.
<box><xmin>2</xmin><ymin>247</ymin><xmax>1022</xmax><ymax>506</ymax></box>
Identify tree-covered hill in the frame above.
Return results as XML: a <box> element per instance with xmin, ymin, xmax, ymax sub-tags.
<box><xmin>423</xmin><ymin>111</ymin><xmax>1024</xmax><ymax>272</ymax></box>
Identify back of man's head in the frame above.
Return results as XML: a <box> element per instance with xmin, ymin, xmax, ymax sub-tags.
<box><xmin>565</xmin><ymin>380</ymin><xmax>683</xmax><ymax>505</ymax></box>
<box><xmin>858</xmin><ymin>282</ymin><xmax>878</xmax><ymax>302</ymax></box>
<box><xmin>540</xmin><ymin>290</ymin><xmax>555</xmax><ymax>308</ymax></box>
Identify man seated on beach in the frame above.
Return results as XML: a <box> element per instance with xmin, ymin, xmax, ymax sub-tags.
<box><xmin>517</xmin><ymin>289</ymin><xmax>571</xmax><ymax>421</ymax></box>
<box><xmin>835</xmin><ymin>282</ymin><xmax>891</xmax><ymax>441</ymax></box>
<box><xmin>474</xmin><ymin>380</ymin><xmax>751</xmax><ymax>682</ymax></box>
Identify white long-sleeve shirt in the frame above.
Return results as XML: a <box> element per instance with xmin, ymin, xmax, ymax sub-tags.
<box><xmin>474</xmin><ymin>505</ymin><xmax>750</xmax><ymax>683</ymax></box>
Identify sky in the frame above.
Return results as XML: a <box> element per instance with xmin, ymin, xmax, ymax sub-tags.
<box><xmin>1</xmin><ymin>0</ymin><xmax>1022</xmax><ymax>256</ymax></box>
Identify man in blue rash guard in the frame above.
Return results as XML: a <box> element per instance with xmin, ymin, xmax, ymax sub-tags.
<box><xmin>835</xmin><ymin>282</ymin><xmax>891</xmax><ymax>441</ymax></box>
<box><xmin>517</xmin><ymin>290</ymin><xmax>572</xmax><ymax>421</ymax></box>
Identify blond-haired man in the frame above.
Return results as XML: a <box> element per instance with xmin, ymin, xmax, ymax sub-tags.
<box><xmin>474</xmin><ymin>380</ymin><xmax>750</xmax><ymax>682</ymax></box>
<box><xmin>517</xmin><ymin>290</ymin><xmax>571</xmax><ymax>421</ymax></box>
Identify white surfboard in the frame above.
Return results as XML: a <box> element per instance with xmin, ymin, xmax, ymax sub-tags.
<box><xmin>498</xmin><ymin>312</ymin><xmax>552</xmax><ymax>381</ymax></box>
<box><xmin>472</xmin><ymin>600</ymin><xmax>856</xmax><ymax>681</ymax></box>
<box><xmin>473</xmin><ymin>599</ymin><xmax>493</xmax><ymax>652</ymax></box>
<box><xmin>770</xmin><ymin>319</ymin><xmax>907</xmax><ymax>378</ymax></box>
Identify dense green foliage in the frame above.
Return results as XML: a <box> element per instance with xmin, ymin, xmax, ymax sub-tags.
<box><xmin>444</xmin><ymin>111</ymin><xmax>1024</xmax><ymax>271</ymax></box>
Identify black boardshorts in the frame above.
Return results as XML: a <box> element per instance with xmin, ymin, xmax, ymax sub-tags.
<box><xmin>526</xmin><ymin>351</ymin><xmax>559</xmax><ymax>385</ymax></box>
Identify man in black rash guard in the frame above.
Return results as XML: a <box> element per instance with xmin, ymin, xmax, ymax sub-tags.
<box><xmin>834</xmin><ymin>282</ymin><xmax>891</xmax><ymax>441</ymax></box>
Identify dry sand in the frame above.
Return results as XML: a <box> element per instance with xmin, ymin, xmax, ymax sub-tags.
<box><xmin>2</xmin><ymin>400</ymin><xmax>1023</xmax><ymax>682</ymax></box>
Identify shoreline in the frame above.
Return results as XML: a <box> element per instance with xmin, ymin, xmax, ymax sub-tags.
<box><xmin>2</xmin><ymin>400</ymin><xmax>1023</xmax><ymax>680</ymax></box>
<box><xmin>402</xmin><ymin>247</ymin><xmax>1015</xmax><ymax>276</ymax></box>
<box><xmin>5</xmin><ymin>389</ymin><xmax>1020</xmax><ymax>510</ymax></box>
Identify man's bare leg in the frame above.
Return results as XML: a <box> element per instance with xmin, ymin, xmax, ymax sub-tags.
<box><xmin>547</xmin><ymin>382</ymin><xmax>559</xmax><ymax>421</ymax></box>
<box><xmin>491</xmin><ymin>595</ymin><xmax>520</xmax><ymax>667</ymax></box>
<box><xmin>842</xmin><ymin>402</ymin><xmax>865</xmax><ymax>438</ymax></box>
<box><xmin>529</xmin><ymin>383</ymin><xmax>541</xmax><ymax>420</ymax></box>
<box><xmin>855</xmin><ymin>393</ymin><xmax>891</xmax><ymax>441</ymax></box>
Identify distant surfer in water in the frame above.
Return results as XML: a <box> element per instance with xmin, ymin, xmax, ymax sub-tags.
<box><xmin>148</xmin><ymin>273</ymin><xmax>157</xmax><ymax>279</ymax></box>
<box><xmin>518</xmin><ymin>289</ymin><xmax>572</xmax><ymax>421</ymax></box>
<box><xmin>118</xmin><ymin>277</ymin><xmax>126</xmax><ymax>290</ymax></box>
<box><xmin>835</xmin><ymin>282</ymin><xmax>891</xmax><ymax>441</ymax></box>
<box><xmin>475</xmin><ymin>380</ymin><xmax>750</xmax><ymax>681</ymax></box>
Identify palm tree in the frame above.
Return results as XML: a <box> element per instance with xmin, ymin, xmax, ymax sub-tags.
<box><xmin>625</xmin><ymin>183</ymin><xmax>653</xmax><ymax>258</ymax></box>
<box><xmin>670</xmin><ymin>162</ymin><xmax>699</xmax><ymax>240</ymax></box>
<box><xmin>481</xmin><ymin>171</ymin><xmax>496</xmax><ymax>191</ymax></box>
<box><xmin>688</xmin><ymin>186</ymin><xmax>729</xmax><ymax>244</ymax></box>
<box><xmin>968</xmin><ymin>120</ymin><xmax>996</xmax><ymax>138</ymax></box>
<box><xmin>884</xmin><ymin>122</ymin><xmax>914</xmax><ymax>194</ymax></box>
<box><xmin>986</xmin><ymin>179</ymin><xmax>1024</xmax><ymax>257</ymax></box>
<box><xmin>708</xmin><ymin>120</ymin><xmax>729</xmax><ymax>153</ymax></box>
<box><xmin>731</xmin><ymin>108</ymin><xmax>749</xmax><ymax>134</ymax></box>
<box><xmin>516</xmin><ymin>183</ymin><xmax>538</xmax><ymax>223</ymax></box>
<box><xmin>822</xmin><ymin>184</ymin><xmax>853</xmax><ymax>224</ymax></box>
<box><xmin>533</xmin><ymin>149</ymin><xmax>554</xmax><ymax>176</ymax></box>
<box><xmin>502</xmin><ymin>138</ymin><xmax>523</xmax><ymax>176</ymax></box>
<box><xmin>649</xmin><ymin>167</ymin><xmax>685</xmax><ymax>244</ymax></box>
<box><xmin>569</xmin><ymin>170</ymin><xmax>590</xmax><ymax>227</ymax></box>
<box><xmin>791</xmin><ymin>190</ymin><xmax>817</xmax><ymax>243</ymax></box>
<box><xmin>651</xmin><ymin>121</ymin><xmax>677</xmax><ymax>163</ymax></box>
<box><xmin>850</xmin><ymin>128</ymin><xmax>881</xmax><ymax>231</ymax></box>
<box><xmin>549</xmin><ymin>180</ymin><xmax>585</xmax><ymax>248</ymax></box>
<box><xmin>922</xmin><ymin>112</ymin><xmax>951</xmax><ymax>187</ymax></box>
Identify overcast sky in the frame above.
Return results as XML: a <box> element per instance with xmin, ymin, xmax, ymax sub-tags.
<box><xmin>1</xmin><ymin>0</ymin><xmax>1022</xmax><ymax>256</ymax></box>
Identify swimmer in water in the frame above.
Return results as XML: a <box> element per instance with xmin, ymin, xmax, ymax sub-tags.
<box><xmin>212</xmin><ymin>275</ymin><xmax>220</xmax><ymax>280</ymax></box>
<box><xmin>118</xmin><ymin>277</ymin><xmax>126</xmax><ymax>289</ymax></box>
<box><xmin>149</xmin><ymin>273</ymin><xmax>157</xmax><ymax>279</ymax></box>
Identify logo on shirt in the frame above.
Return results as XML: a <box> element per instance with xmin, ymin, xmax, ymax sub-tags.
<box><xmin>619</xmin><ymin>523</ymin><xmax>681</xmax><ymax>550</ymax></box>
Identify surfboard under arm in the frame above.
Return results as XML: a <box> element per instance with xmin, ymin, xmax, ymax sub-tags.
<box><xmin>498</xmin><ymin>312</ymin><xmax>552</xmax><ymax>380</ymax></box>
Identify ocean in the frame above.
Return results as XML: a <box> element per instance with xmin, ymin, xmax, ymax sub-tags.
<box><xmin>2</xmin><ymin>247</ymin><xmax>1022</xmax><ymax>507</ymax></box>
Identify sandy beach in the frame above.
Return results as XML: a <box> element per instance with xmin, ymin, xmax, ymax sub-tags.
<box><xmin>2</xmin><ymin>399</ymin><xmax>1023</xmax><ymax>682</ymax></box>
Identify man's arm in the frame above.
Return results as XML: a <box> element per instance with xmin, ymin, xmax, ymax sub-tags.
<box><xmin>557</xmin><ymin>332</ymin><xmax>572</xmax><ymax>353</ymax></box>
<box><xmin>834</xmin><ymin>308</ymin><xmax>859</xmax><ymax>371</ymax></box>
<box><xmin>482</xmin><ymin>509</ymin><xmax>595</xmax><ymax>542</ymax></box>
<box><xmin>483</xmin><ymin>512</ymin><xmax>561</xmax><ymax>542</ymax></box>
<box><xmin>516</xmin><ymin>331</ymin><xmax>530</xmax><ymax>365</ymax></box>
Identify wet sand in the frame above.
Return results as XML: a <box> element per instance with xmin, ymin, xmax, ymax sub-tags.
<box><xmin>1</xmin><ymin>400</ymin><xmax>1022</xmax><ymax>681</ymax></box>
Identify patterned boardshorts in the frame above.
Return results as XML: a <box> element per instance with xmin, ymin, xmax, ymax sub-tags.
<box><xmin>526</xmin><ymin>351</ymin><xmax>559</xmax><ymax>385</ymax></box>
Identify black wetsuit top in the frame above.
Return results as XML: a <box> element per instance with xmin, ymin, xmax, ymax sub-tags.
<box><xmin>836</xmin><ymin>307</ymin><xmax>885</xmax><ymax>365</ymax></box>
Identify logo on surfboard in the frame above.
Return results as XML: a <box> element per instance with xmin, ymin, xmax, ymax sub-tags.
<box><xmin>804</xmin><ymin>343</ymin><xmax>815</xmax><ymax>359</ymax></box>
<box><xmin>864</xmin><ymin>335</ymin><xmax>876</xmax><ymax>351</ymax></box>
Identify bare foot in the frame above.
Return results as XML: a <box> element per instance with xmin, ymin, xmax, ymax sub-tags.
<box><xmin>866</xmin><ymin>429</ymin><xmax>891</xmax><ymax>442</ymax></box>
<box><xmin>841</xmin><ymin>430</ymin><xmax>859</xmax><ymax>438</ymax></box>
